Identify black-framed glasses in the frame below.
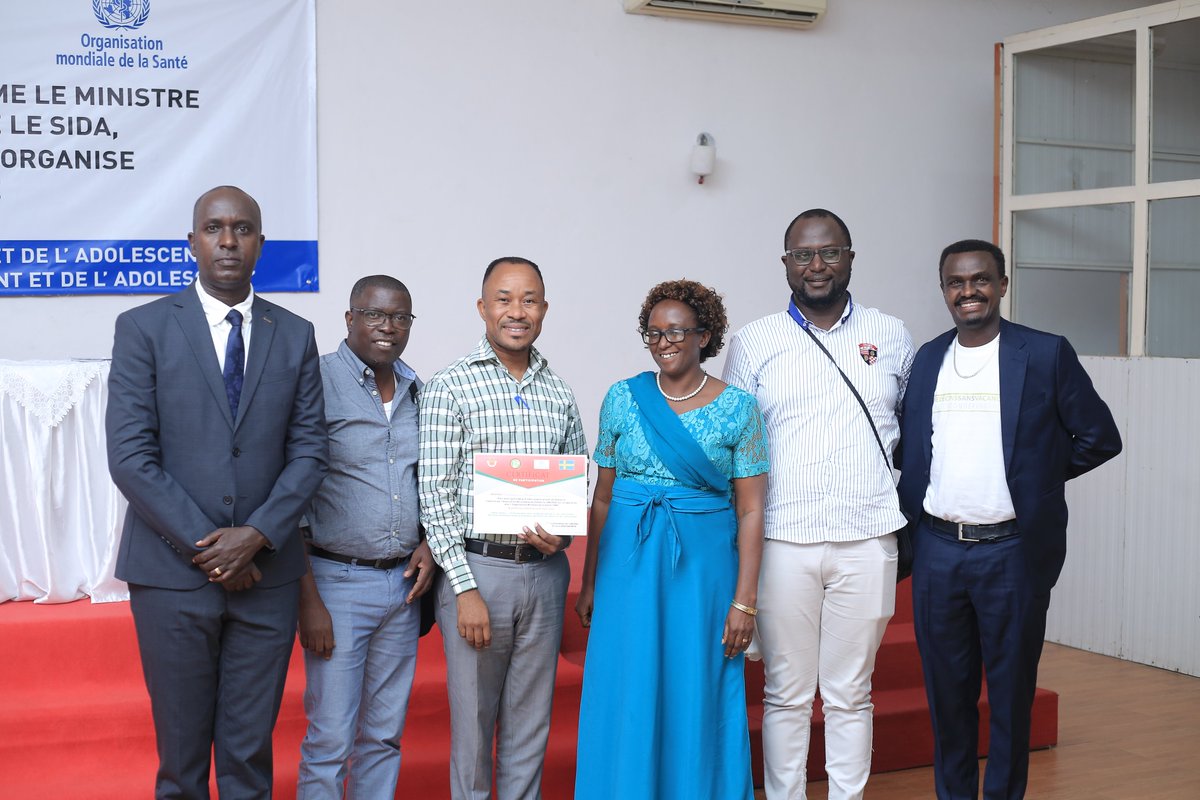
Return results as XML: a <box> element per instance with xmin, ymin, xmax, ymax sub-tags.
<box><xmin>784</xmin><ymin>245</ymin><xmax>851</xmax><ymax>266</ymax></box>
<box><xmin>350</xmin><ymin>307</ymin><xmax>417</xmax><ymax>329</ymax></box>
<box><xmin>640</xmin><ymin>327</ymin><xmax>706</xmax><ymax>345</ymax></box>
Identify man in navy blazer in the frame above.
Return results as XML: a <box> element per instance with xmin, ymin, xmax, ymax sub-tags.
<box><xmin>896</xmin><ymin>239</ymin><xmax>1121</xmax><ymax>800</ymax></box>
<box><xmin>106</xmin><ymin>186</ymin><xmax>328</xmax><ymax>798</ymax></box>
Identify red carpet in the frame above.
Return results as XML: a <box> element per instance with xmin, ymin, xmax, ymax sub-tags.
<box><xmin>1</xmin><ymin>547</ymin><xmax>1056</xmax><ymax>798</ymax></box>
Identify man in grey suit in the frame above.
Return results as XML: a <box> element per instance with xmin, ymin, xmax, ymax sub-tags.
<box><xmin>106</xmin><ymin>185</ymin><xmax>328</xmax><ymax>799</ymax></box>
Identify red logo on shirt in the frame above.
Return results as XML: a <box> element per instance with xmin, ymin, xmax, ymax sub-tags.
<box><xmin>859</xmin><ymin>343</ymin><xmax>878</xmax><ymax>365</ymax></box>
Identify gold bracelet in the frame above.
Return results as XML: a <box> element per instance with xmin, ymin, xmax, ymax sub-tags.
<box><xmin>730</xmin><ymin>600</ymin><xmax>758</xmax><ymax>617</ymax></box>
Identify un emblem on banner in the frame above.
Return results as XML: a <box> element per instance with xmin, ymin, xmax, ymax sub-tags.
<box><xmin>93</xmin><ymin>0</ymin><xmax>151</xmax><ymax>30</ymax></box>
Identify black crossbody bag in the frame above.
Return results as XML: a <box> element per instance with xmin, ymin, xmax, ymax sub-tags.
<box><xmin>798</xmin><ymin>325</ymin><xmax>914</xmax><ymax>582</ymax></box>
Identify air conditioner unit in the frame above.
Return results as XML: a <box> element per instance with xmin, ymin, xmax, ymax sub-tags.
<box><xmin>623</xmin><ymin>0</ymin><xmax>826</xmax><ymax>30</ymax></box>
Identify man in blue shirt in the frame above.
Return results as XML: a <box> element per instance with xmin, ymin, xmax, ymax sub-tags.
<box><xmin>296</xmin><ymin>275</ymin><xmax>436</xmax><ymax>799</ymax></box>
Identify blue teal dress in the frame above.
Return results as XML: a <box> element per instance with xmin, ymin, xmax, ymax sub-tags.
<box><xmin>574</xmin><ymin>375</ymin><xmax>769</xmax><ymax>800</ymax></box>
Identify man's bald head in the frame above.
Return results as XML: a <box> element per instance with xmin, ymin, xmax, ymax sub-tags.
<box><xmin>193</xmin><ymin>186</ymin><xmax>261</xmax><ymax>233</ymax></box>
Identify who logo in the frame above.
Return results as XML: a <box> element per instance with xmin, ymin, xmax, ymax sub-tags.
<box><xmin>93</xmin><ymin>0</ymin><xmax>151</xmax><ymax>31</ymax></box>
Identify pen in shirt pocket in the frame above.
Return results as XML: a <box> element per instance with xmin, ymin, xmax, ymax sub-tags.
<box><xmin>514</xmin><ymin>394</ymin><xmax>530</xmax><ymax>411</ymax></box>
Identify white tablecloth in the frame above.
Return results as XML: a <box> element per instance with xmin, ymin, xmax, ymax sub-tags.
<box><xmin>0</xmin><ymin>360</ymin><xmax>128</xmax><ymax>603</ymax></box>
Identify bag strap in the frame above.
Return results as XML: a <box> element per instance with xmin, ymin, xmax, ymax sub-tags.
<box><xmin>800</xmin><ymin>323</ymin><xmax>912</xmax><ymax>585</ymax></box>
<box><xmin>798</xmin><ymin>324</ymin><xmax>891</xmax><ymax>470</ymax></box>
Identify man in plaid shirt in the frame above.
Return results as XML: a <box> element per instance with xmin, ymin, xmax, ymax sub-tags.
<box><xmin>419</xmin><ymin>257</ymin><xmax>586</xmax><ymax>800</ymax></box>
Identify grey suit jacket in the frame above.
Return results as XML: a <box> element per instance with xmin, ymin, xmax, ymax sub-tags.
<box><xmin>106</xmin><ymin>284</ymin><xmax>328</xmax><ymax>589</ymax></box>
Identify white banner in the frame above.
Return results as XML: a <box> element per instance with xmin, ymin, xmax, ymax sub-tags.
<box><xmin>0</xmin><ymin>0</ymin><xmax>318</xmax><ymax>296</ymax></box>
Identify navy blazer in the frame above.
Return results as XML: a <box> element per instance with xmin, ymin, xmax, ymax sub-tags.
<box><xmin>106</xmin><ymin>285</ymin><xmax>329</xmax><ymax>590</ymax></box>
<box><xmin>896</xmin><ymin>319</ymin><xmax>1121</xmax><ymax>594</ymax></box>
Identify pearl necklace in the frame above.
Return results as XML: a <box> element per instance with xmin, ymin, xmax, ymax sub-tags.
<box><xmin>952</xmin><ymin>338</ymin><xmax>995</xmax><ymax>380</ymax></box>
<box><xmin>657</xmin><ymin>370</ymin><xmax>708</xmax><ymax>402</ymax></box>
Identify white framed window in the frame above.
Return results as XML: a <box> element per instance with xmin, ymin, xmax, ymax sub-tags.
<box><xmin>1000</xmin><ymin>1</ymin><xmax>1200</xmax><ymax>357</ymax></box>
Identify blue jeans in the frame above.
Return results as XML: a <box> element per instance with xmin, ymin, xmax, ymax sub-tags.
<box><xmin>297</xmin><ymin>556</ymin><xmax>419</xmax><ymax>799</ymax></box>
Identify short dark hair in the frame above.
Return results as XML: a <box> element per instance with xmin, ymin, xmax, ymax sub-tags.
<box><xmin>349</xmin><ymin>275</ymin><xmax>410</xmax><ymax>305</ymax></box>
<box><xmin>192</xmin><ymin>185</ymin><xmax>261</xmax><ymax>232</ymax></box>
<box><xmin>638</xmin><ymin>279</ymin><xmax>729</xmax><ymax>362</ymax></box>
<box><xmin>783</xmin><ymin>208</ymin><xmax>852</xmax><ymax>250</ymax></box>
<box><xmin>938</xmin><ymin>239</ymin><xmax>1006</xmax><ymax>281</ymax></box>
<box><xmin>482</xmin><ymin>257</ymin><xmax>544</xmax><ymax>294</ymax></box>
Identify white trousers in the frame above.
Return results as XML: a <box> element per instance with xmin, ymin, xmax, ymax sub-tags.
<box><xmin>757</xmin><ymin>536</ymin><xmax>897</xmax><ymax>800</ymax></box>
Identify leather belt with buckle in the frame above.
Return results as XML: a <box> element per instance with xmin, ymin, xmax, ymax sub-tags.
<box><xmin>922</xmin><ymin>513</ymin><xmax>1019</xmax><ymax>543</ymax></box>
<box><xmin>309</xmin><ymin>545</ymin><xmax>411</xmax><ymax>570</ymax></box>
<box><xmin>465</xmin><ymin>538</ymin><xmax>549</xmax><ymax>563</ymax></box>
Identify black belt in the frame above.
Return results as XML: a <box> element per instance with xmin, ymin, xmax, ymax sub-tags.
<box><xmin>309</xmin><ymin>545</ymin><xmax>410</xmax><ymax>570</ymax></box>
<box><xmin>922</xmin><ymin>513</ymin><xmax>1019</xmax><ymax>543</ymax></box>
<box><xmin>465</xmin><ymin>539</ymin><xmax>548</xmax><ymax>564</ymax></box>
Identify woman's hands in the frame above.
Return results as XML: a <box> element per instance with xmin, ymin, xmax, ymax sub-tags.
<box><xmin>722</xmin><ymin>603</ymin><xmax>756</xmax><ymax>659</ymax></box>
<box><xmin>575</xmin><ymin>584</ymin><xmax>595</xmax><ymax>628</ymax></box>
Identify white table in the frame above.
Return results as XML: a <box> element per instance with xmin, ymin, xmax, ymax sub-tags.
<box><xmin>0</xmin><ymin>360</ymin><xmax>128</xmax><ymax>603</ymax></box>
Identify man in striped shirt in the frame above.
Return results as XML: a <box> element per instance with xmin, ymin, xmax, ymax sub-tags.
<box><xmin>724</xmin><ymin>209</ymin><xmax>914</xmax><ymax>800</ymax></box>
<box><xmin>418</xmin><ymin>257</ymin><xmax>586</xmax><ymax>800</ymax></box>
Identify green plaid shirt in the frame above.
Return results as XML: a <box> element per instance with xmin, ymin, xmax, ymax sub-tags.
<box><xmin>418</xmin><ymin>336</ymin><xmax>587</xmax><ymax>594</ymax></box>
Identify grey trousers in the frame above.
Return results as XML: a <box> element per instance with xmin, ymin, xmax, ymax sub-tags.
<box><xmin>129</xmin><ymin>580</ymin><xmax>299</xmax><ymax>800</ymax></box>
<box><xmin>436</xmin><ymin>550</ymin><xmax>570</xmax><ymax>800</ymax></box>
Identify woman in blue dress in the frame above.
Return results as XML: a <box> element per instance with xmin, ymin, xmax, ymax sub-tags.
<box><xmin>574</xmin><ymin>280</ymin><xmax>768</xmax><ymax>799</ymax></box>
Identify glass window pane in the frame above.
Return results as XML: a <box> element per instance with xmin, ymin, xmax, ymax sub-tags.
<box><xmin>1012</xmin><ymin>204</ymin><xmax>1131</xmax><ymax>356</ymax></box>
<box><xmin>1013</xmin><ymin>33</ymin><xmax>1135</xmax><ymax>195</ymax></box>
<box><xmin>1148</xmin><ymin>197</ymin><xmax>1200</xmax><ymax>357</ymax></box>
<box><xmin>1151</xmin><ymin>18</ymin><xmax>1200</xmax><ymax>183</ymax></box>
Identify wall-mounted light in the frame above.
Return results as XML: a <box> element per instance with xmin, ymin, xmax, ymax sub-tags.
<box><xmin>691</xmin><ymin>132</ymin><xmax>715</xmax><ymax>185</ymax></box>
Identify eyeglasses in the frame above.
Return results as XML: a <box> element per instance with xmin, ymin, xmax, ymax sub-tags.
<box><xmin>350</xmin><ymin>307</ymin><xmax>417</xmax><ymax>329</ymax></box>
<box><xmin>784</xmin><ymin>246</ymin><xmax>851</xmax><ymax>266</ymax></box>
<box><xmin>640</xmin><ymin>327</ymin><xmax>706</xmax><ymax>345</ymax></box>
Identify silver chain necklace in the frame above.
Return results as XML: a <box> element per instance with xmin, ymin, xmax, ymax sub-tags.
<box><xmin>657</xmin><ymin>370</ymin><xmax>708</xmax><ymax>402</ymax></box>
<box><xmin>952</xmin><ymin>338</ymin><xmax>995</xmax><ymax>380</ymax></box>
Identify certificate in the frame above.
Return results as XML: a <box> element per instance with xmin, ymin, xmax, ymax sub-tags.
<box><xmin>473</xmin><ymin>453</ymin><xmax>589</xmax><ymax>536</ymax></box>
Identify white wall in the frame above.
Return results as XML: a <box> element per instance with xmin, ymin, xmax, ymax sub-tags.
<box><xmin>1048</xmin><ymin>357</ymin><xmax>1200</xmax><ymax>677</ymax></box>
<box><xmin>1</xmin><ymin>0</ymin><xmax>1147</xmax><ymax>438</ymax></box>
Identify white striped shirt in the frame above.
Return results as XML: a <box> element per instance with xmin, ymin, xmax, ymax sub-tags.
<box><xmin>418</xmin><ymin>336</ymin><xmax>587</xmax><ymax>594</ymax></box>
<box><xmin>722</xmin><ymin>297</ymin><xmax>913</xmax><ymax>543</ymax></box>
